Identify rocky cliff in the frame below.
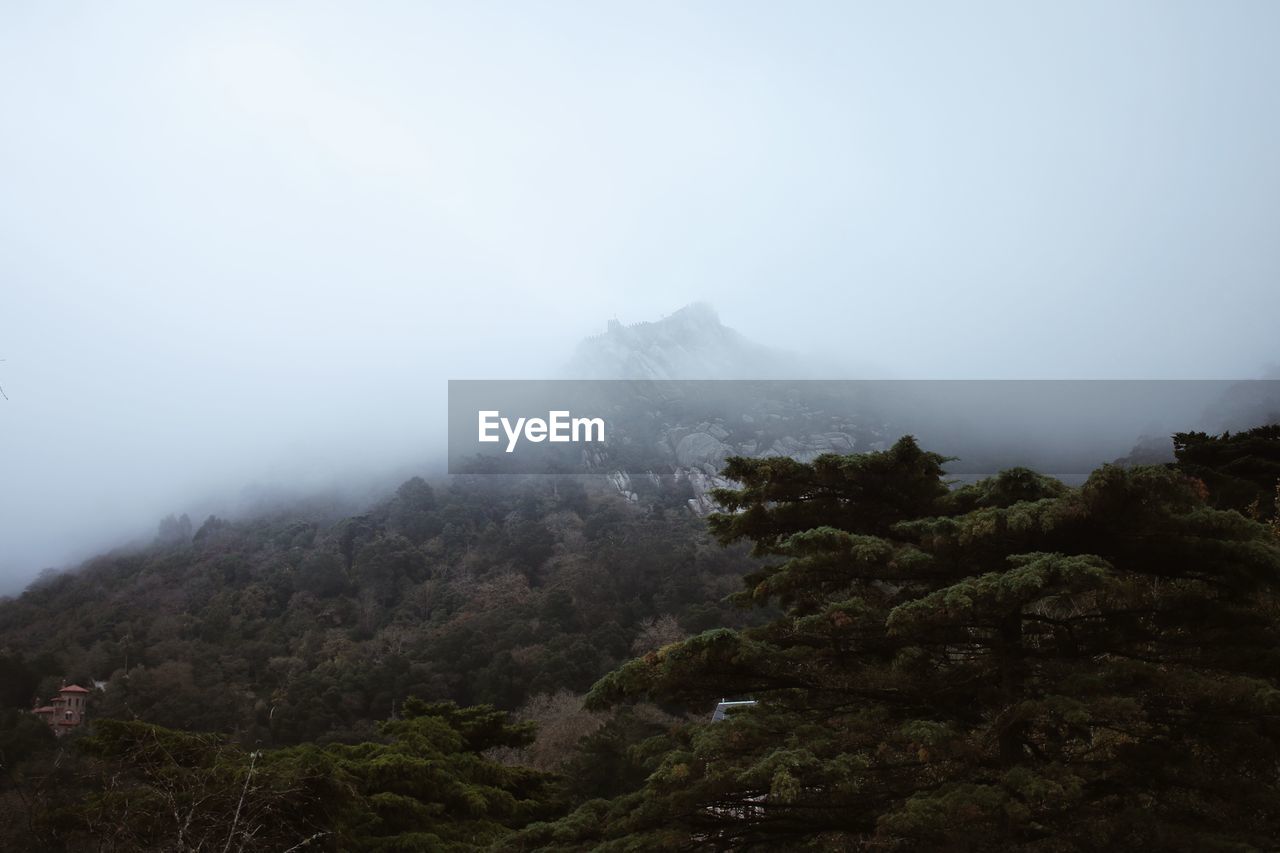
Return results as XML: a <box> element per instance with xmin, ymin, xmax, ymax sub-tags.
<box><xmin>562</xmin><ymin>305</ymin><xmax>886</xmax><ymax>513</ymax></box>
<box><xmin>564</xmin><ymin>303</ymin><xmax>804</xmax><ymax>380</ymax></box>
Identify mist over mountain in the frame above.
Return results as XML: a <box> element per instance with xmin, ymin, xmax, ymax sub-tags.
<box><xmin>564</xmin><ymin>303</ymin><xmax>812</xmax><ymax>380</ymax></box>
<box><xmin>5</xmin><ymin>4</ymin><xmax>1280</xmax><ymax>848</ymax></box>
<box><xmin>3</xmin><ymin>365</ymin><xmax>1277</xmax><ymax>850</ymax></box>
<box><xmin>7</xmin><ymin>300</ymin><xmax>1279</xmax><ymax>597</ymax></box>
<box><xmin>549</xmin><ymin>305</ymin><xmax>1280</xmax><ymax>511</ymax></box>
<box><xmin>1</xmin><ymin>302</ymin><xmax>877</xmax><ymax>593</ymax></box>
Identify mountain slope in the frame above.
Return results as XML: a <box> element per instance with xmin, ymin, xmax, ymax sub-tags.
<box><xmin>564</xmin><ymin>303</ymin><xmax>806</xmax><ymax>379</ymax></box>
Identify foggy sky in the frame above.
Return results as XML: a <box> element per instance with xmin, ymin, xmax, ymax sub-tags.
<box><xmin>3</xmin><ymin>2</ymin><xmax>1279</xmax><ymax>590</ymax></box>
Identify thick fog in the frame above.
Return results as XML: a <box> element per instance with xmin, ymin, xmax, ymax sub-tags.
<box><xmin>2</xmin><ymin>2</ymin><xmax>1279</xmax><ymax>591</ymax></box>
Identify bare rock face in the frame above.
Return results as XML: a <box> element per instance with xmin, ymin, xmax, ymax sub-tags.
<box><xmin>676</xmin><ymin>467</ymin><xmax>731</xmax><ymax>516</ymax></box>
<box><xmin>675</xmin><ymin>432</ymin><xmax>733</xmax><ymax>473</ymax></box>
<box><xmin>564</xmin><ymin>303</ymin><xmax>804</xmax><ymax>380</ymax></box>
<box><xmin>606</xmin><ymin>470</ymin><xmax>639</xmax><ymax>503</ymax></box>
<box><xmin>601</xmin><ymin>413</ymin><xmax>886</xmax><ymax>516</ymax></box>
<box><xmin>762</xmin><ymin>432</ymin><xmax>859</xmax><ymax>462</ymax></box>
<box><xmin>565</xmin><ymin>304</ymin><xmax>886</xmax><ymax>515</ymax></box>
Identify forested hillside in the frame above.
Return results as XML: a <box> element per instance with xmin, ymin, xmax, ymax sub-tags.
<box><xmin>0</xmin><ymin>475</ymin><xmax>758</xmax><ymax>746</ymax></box>
<box><xmin>2</xmin><ymin>426</ymin><xmax>1278</xmax><ymax>851</ymax></box>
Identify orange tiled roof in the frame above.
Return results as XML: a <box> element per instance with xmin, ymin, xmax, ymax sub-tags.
<box><xmin>59</xmin><ymin>685</ymin><xmax>91</xmax><ymax>693</ymax></box>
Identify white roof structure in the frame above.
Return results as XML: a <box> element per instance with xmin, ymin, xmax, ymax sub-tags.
<box><xmin>711</xmin><ymin>699</ymin><xmax>757</xmax><ymax>722</ymax></box>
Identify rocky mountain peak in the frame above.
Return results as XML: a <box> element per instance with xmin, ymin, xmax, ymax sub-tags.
<box><xmin>565</xmin><ymin>303</ymin><xmax>794</xmax><ymax>379</ymax></box>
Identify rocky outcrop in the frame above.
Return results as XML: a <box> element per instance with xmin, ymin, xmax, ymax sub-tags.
<box><xmin>593</xmin><ymin>408</ymin><xmax>886</xmax><ymax>515</ymax></box>
<box><xmin>674</xmin><ymin>433</ymin><xmax>733</xmax><ymax>472</ymax></box>
<box><xmin>564</xmin><ymin>303</ymin><xmax>805</xmax><ymax>380</ymax></box>
<box><xmin>564</xmin><ymin>304</ymin><xmax>887</xmax><ymax>514</ymax></box>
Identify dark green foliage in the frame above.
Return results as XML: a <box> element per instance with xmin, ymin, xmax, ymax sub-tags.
<box><xmin>0</xmin><ymin>475</ymin><xmax>756</xmax><ymax>748</ymax></box>
<box><xmin>15</xmin><ymin>700</ymin><xmax>551</xmax><ymax>852</ymax></box>
<box><xmin>556</xmin><ymin>706</ymin><xmax>678</xmax><ymax>803</ymax></box>
<box><xmin>56</xmin><ymin>720</ymin><xmax>327</xmax><ymax>850</ymax></box>
<box><xmin>1174</xmin><ymin>423</ymin><xmax>1280</xmax><ymax>519</ymax></box>
<box><xmin>10</xmin><ymin>424</ymin><xmax>1279</xmax><ymax>850</ymax></box>
<box><xmin>281</xmin><ymin>699</ymin><xmax>554</xmax><ymax>851</ymax></box>
<box><xmin>0</xmin><ymin>461</ymin><xmax>748</xmax><ymax>850</ymax></box>
<box><xmin>0</xmin><ymin>652</ymin><xmax>57</xmax><ymax>709</ymax></box>
<box><xmin>0</xmin><ymin>707</ymin><xmax>55</xmax><ymax>765</ymax></box>
<box><xmin>709</xmin><ymin>436</ymin><xmax>953</xmax><ymax>546</ymax></box>
<box><xmin>541</xmin><ymin>436</ymin><xmax>1280</xmax><ymax>851</ymax></box>
<box><xmin>389</xmin><ymin>477</ymin><xmax>441</xmax><ymax>543</ymax></box>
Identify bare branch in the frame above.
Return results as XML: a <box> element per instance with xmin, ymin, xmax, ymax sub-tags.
<box><xmin>222</xmin><ymin>750</ymin><xmax>258</xmax><ymax>853</ymax></box>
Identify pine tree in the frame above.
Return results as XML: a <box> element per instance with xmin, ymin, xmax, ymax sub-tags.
<box><xmin>41</xmin><ymin>700</ymin><xmax>553</xmax><ymax>852</ymax></box>
<box><xmin>527</xmin><ymin>436</ymin><xmax>1280</xmax><ymax>851</ymax></box>
<box><xmin>1174</xmin><ymin>423</ymin><xmax>1280</xmax><ymax>520</ymax></box>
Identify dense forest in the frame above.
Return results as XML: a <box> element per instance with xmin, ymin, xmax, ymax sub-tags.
<box><xmin>2</xmin><ymin>424</ymin><xmax>1278</xmax><ymax>850</ymax></box>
